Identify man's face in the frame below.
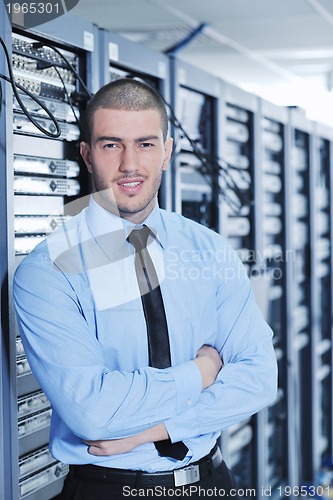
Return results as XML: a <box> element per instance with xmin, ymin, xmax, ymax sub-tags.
<box><xmin>80</xmin><ymin>108</ymin><xmax>173</xmax><ymax>224</ymax></box>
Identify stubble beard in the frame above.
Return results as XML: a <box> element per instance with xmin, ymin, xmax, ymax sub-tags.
<box><xmin>92</xmin><ymin>169</ymin><xmax>163</xmax><ymax>218</ymax></box>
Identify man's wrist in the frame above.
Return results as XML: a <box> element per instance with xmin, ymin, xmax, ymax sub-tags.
<box><xmin>137</xmin><ymin>423</ymin><xmax>169</xmax><ymax>445</ymax></box>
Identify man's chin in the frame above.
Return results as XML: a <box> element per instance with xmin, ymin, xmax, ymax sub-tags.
<box><xmin>117</xmin><ymin>204</ymin><xmax>146</xmax><ymax>216</ymax></box>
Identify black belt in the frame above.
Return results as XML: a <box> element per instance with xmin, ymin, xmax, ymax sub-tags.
<box><xmin>70</xmin><ymin>444</ymin><xmax>222</xmax><ymax>488</ymax></box>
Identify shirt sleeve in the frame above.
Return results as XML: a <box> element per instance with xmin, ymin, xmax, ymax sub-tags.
<box><xmin>13</xmin><ymin>253</ymin><xmax>202</xmax><ymax>441</ymax></box>
<box><xmin>164</xmin><ymin>254</ymin><xmax>278</xmax><ymax>443</ymax></box>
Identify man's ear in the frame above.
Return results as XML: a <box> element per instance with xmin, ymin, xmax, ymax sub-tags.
<box><xmin>163</xmin><ymin>137</ymin><xmax>173</xmax><ymax>171</ymax></box>
<box><xmin>80</xmin><ymin>141</ymin><xmax>93</xmax><ymax>173</ymax></box>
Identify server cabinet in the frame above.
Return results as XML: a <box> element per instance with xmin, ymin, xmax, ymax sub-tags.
<box><xmin>2</xmin><ymin>12</ymin><xmax>98</xmax><ymax>499</ymax></box>
<box><xmin>257</xmin><ymin>99</ymin><xmax>289</xmax><ymax>497</ymax></box>
<box><xmin>0</xmin><ymin>6</ymin><xmax>16</xmax><ymax>500</ymax></box>
<box><xmin>169</xmin><ymin>58</ymin><xmax>220</xmax><ymax>232</ymax></box>
<box><xmin>98</xmin><ymin>29</ymin><xmax>171</xmax><ymax>210</ymax></box>
<box><xmin>286</xmin><ymin>107</ymin><xmax>313</xmax><ymax>488</ymax></box>
<box><xmin>310</xmin><ymin>123</ymin><xmax>333</xmax><ymax>482</ymax></box>
<box><xmin>219</xmin><ymin>82</ymin><xmax>258</xmax><ymax>491</ymax></box>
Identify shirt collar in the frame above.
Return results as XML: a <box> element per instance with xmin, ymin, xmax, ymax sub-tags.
<box><xmin>84</xmin><ymin>196</ymin><xmax>167</xmax><ymax>259</ymax></box>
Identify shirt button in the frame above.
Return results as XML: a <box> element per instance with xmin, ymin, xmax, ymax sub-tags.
<box><xmin>186</xmin><ymin>399</ymin><xmax>193</xmax><ymax>406</ymax></box>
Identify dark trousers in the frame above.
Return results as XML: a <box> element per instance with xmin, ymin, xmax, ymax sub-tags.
<box><xmin>57</xmin><ymin>460</ymin><xmax>240</xmax><ymax>500</ymax></box>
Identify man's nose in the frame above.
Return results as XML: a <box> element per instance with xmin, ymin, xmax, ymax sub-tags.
<box><xmin>119</xmin><ymin>147</ymin><xmax>138</xmax><ymax>173</ymax></box>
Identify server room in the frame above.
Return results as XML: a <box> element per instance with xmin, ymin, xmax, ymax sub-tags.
<box><xmin>1</xmin><ymin>0</ymin><xmax>333</xmax><ymax>499</ymax></box>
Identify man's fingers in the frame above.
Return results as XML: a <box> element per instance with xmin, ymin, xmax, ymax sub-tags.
<box><xmin>87</xmin><ymin>445</ymin><xmax>102</xmax><ymax>455</ymax></box>
<box><xmin>84</xmin><ymin>439</ymin><xmax>104</xmax><ymax>455</ymax></box>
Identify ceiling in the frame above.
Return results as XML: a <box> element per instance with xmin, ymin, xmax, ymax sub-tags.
<box><xmin>72</xmin><ymin>0</ymin><xmax>333</xmax><ymax>124</ymax></box>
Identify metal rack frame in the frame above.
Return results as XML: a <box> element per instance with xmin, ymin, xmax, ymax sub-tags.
<box><xmin>286</xmin><ymin>107</ymin><xmax>313</xmax><ymax>488</ymax></box>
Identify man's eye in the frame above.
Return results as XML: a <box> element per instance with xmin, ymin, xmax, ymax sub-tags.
<box><xmin>104</xmin><ymin>143</ymin><xmax>116</xmax><ymax>149</ymax></box>
<box><xmin>140</xmin><ymin>143</ymin><xmax>153</xmax><ymax>148</ymax></box>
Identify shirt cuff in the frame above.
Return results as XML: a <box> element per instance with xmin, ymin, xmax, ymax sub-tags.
<box><xmin>164</xmin><ymin>406</ymin><xmax>200</xmax><ymax>443</ymax></box>
<box><xmin>169</xmin><ymin>360</ymin><xmax>202</xmax><ymax>414</ymax></box>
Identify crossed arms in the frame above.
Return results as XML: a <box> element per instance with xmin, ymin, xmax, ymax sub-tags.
<box><xmin>85</xmin><ymin>345</ymin><xmax>223</xmax><ymax>456</ymax></box>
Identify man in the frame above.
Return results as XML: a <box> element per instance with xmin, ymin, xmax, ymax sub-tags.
<box><xmin>14</xmin><ymin>78</ymin><xmax>277</xmax><ymax>499</ymax></box>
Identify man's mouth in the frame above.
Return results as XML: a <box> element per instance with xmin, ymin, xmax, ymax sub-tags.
<box><xmin>120</xmin><ymin>181</ymin><xmax>142</xmax><ymax>187</ymax></box>
<box><xmin>117</xmin><ymin>178</ymin><xmax>145</xmax><ymax>193</ymax></box>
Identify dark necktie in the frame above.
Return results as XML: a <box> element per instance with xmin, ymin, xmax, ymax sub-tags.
<box><xmin>128</xmin><ymin>225</ymin><xmax>189</xmax><ymax>460</ymax></box>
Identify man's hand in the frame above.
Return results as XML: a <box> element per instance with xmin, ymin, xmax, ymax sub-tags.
<box><xmin>84</xmin><ymin>422</ymin><xmax>168</xmax><ymax>456</ymax></box>
<box><xmin>84</xmin><ymin>436</ymin><xmax>141</xmax><ymax>456</ymax></box>
<box><xmin>194</xmin><ymin>345</ymin><xmax>223</xmax><ymax>390</ymax></box>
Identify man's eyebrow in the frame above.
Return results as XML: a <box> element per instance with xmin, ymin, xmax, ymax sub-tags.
<box><xmin>135</xmin><ymin>135</ymin><xmax>159</xmax><ymax>142</ymax></box>
<box><xmin>96</xmin><ymin>136</ymin><xmax>122</xmax><ymax>143</ymax></box>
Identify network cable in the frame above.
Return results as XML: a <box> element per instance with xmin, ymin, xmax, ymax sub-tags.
<box><xmin>31</xmin><ymin>41</ymin><xmax>92</xmax><ymax>100</ymax></box>
<box><xmin>164</xmin><ymin>96</ymin><xmax>252</xmax><ymax>212</ymax></box>
<box><xmin>0</xmin><ymin>36</ymin><xmax>61</xmax><ymax>138</ymax></box>
<box><xmin>54</xmin><ymin>65</ymin><xmax>83</xmax><ymax>135</ymax></box>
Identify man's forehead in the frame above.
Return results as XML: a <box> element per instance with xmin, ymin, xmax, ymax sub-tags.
<box><xmin>91</xmin><ymin>108</ymin><xmax>164</xmax><ymax>139</ymax></box>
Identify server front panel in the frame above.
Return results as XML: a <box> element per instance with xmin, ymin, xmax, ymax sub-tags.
<box><xmin>257</xmin><ymin>102</ymin><xmax>289</xmax><ymax>496</ymax></box>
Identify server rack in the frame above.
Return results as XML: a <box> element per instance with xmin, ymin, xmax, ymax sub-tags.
<box><xmin>98</xmin><ymin>29</ymin><xmax>171</xmax><ymax>211</ymax></box>
<box><xmin>286</xmin><ymin>107</ymin><xmax>313</xmax><ymax>488</ymax></box>
<box><xmin>0</xmin><ymin>6</ymin><xmax>15</xmax><ymax>500</ymax></box>
<box><xmin>256</xmin><ymin>99</ymin><xmax>289</xmax><ymax>498</ymax></box>
<box><xmin>219</xmin><ymin>82</ymin><xmax>258</xmax><ymax>491</ymax></box>
<box><xmin>169</xmin><ymin>58</ymin><xmax>220</xmax><ymax>232</ymax></box>
<box><xmin>2</xmin><ymin>12</ymin><xmax>99</xmax><ymax>499</ymax></box>
<box><xmin>310</xmin><ymin>123</ymin><xmax>333</xmax><ymax>482</ymax></box>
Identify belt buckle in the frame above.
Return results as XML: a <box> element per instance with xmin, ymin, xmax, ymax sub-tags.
<box><xmin>174</xmin><ymin>464</ymin><xmax>200</xmax><ymax>487</ymax></box>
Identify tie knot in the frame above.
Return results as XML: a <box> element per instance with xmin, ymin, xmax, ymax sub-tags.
<box><xmin>128</xmin><ymin>225</ymin><xmax>151</xmax><ymax>252</ymax></box>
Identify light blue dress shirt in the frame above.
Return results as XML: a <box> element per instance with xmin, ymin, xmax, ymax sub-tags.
<box><xmin>14</xmin><ymin>196</ymin><xmax>277</xmax><ymax>472</ymax></box>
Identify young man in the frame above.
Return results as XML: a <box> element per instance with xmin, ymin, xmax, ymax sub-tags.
<box><xmin>14</xmin><ymin>78</ymin><xmax>277</xmax><ymax>499</ymax></box>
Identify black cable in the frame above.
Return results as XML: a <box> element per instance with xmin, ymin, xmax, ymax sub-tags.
<box><xmin>0</xmin><ymin>36</ymin><xmax>61</xmax><ymax>138</ymax></box>
<box><xmin>54</xmin><ymin>66</ymin><xmax>83</xmax><ymax>135</ymax></box>
<box><xmin>32</xmin><ymin>42</ymin><xmax>92</xmax><ymax>99</ymax></box>
<box><xmin>0</xmin><ymin>72</ymin><xmax>63</xmax><ymax>138</ymax></box>
<box><xmin>164</xmin><ymin>98</ymin><xmax>250</xmax><ymax>212</ymax></box>
<box><xmin>0</xmin><ymin>69</ymin><xmax>62</xmax><ymax>131</ymax></box>
<box><xmin>199</xmin><ymin>149</ymin><xmax>254</xmax><ymax>209</ymax></box>
<box><xmin>162</xmin><ymin>96</ymin><xmax>245</xmax><ymax>206</ymax></box>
